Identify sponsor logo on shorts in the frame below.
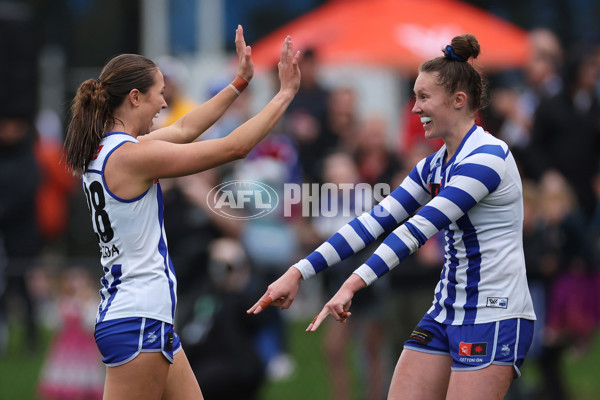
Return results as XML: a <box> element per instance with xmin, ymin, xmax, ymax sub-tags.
<box><xmin>409</xmin><ymin>326</ymin><xmax>434</xmax><ymax>345</ymax></box>
<box><xmin>486</xmin><ymin>297</ymin><xmax>508</xmax><ymax>309</ymax></box>
<box><xmin>459</xmin><ymin>357</ymin><xmax>484</xmax><ymax>363</ymax></box>
<box><xmin>459</xmin><ymin>341</ymin><xmax>487</xmax><ymax>356</ymax></box>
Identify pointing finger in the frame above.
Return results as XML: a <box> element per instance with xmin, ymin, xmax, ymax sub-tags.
<box><xmin>247</xmin><ymin>294</ymin><xmax>273</xmax><ymax>315</ymax></box>
<box><xmin>250</xmin><ymin>295</ymin><xmax>273</xmax><ymax>315</ymax></box>
<box><xmin>306</xmin><ymin>314</ymin><xmax>319</xmax><ymax>332</ymax></box>
<box><xmin>306</xmin><ymin>309</ymin><xmax>330</xmax><ymax>332</ymax></box>
<box><xmin>258</xmin><ymin>295</ymin><xmax>273</xmax><ymax>310</ymax></box>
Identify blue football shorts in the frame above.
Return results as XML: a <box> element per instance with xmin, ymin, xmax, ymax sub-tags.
<box><xmin>95</xmin><ymin>317</ymin><xmax>182</xmax><ymax>367</ymax></box>
<box><xmin>404</xmin><ymin>313</ymin><xmax>534</xmax><ymax>378</ymax></box>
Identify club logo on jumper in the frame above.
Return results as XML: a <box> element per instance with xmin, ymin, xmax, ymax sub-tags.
<box><xmin>207</xmin><ymin>180</ymin><xmax>279</xmax><ymax>220</ymax></box>
<box><xmin>459</xmin><ymin>341</ymin><xmax>487</xmax><ymax>356</ymax></box>
<box><xmin>429</xmin><ymin>183</ymin><xmax>442</xmax><ymax>199</ymax></box>
<box><xmin>486</xmin><ymin>297</ymin><xmax>508</xmax><ymax>309</ymax></box>
<box><xmin>92</xmin><ymin>145</ymin><xmax>103</xmax><ymax>160</ymax></box>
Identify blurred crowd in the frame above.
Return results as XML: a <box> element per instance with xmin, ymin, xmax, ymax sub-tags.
<box><xmin>1</xmin><ymin>27</ymin><xmax>599</xmax><ymax>400</ymax></box>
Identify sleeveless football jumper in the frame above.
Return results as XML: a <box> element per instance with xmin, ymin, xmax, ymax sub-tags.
<box><xmin>82</xmin><ymin>132</ymin><xmax>177</xmax><ymax>325</ymax></box>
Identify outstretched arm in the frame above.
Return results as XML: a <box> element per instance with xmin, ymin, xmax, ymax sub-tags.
<box><xmin>293</xmin><ymin>164</ymin><xmax>431</xmax><ymax>280</ymax></box>
<box><xmin>247</xmin><ymin>164</ymin><xmax>431</xmax><ymax>316</ymax></box>
<box><xmin>143</xmin><ymin>25</ymin><xmax>254</xmax><ymax>144</ymax></box>
<box><xmin>110</xmin><ymin>35</ymin><xmax>300</xmax><ymax>194</ymax></box>
<box><xmin>307</xmin><ymin>145</ymin><xmax>509</xmax><ymax>330</ymax></box>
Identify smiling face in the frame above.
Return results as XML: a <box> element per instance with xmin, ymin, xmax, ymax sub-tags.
<box><xmin>137</xmin><ymin>68</ymin><xmax>167</xmax><ymax>135</ymax></box>
<box><xmin>411</xmin><ymin>71</ymin><xmax>457</xmax><ymax>141</ymax></box>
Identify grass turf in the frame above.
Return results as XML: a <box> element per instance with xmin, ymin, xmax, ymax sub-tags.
<box><xmin>1</xmin><ymin>319</ymin><xmax>600</xmax><ymax>400</ymax></box>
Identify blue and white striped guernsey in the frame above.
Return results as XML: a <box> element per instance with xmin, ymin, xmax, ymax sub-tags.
<box><xmin>83</xmin><ymin>132</ymin><xmax>177</xmax><ymax>325</ymax></box>
<box><xmin>294</xmin><ymin>125</ymin><xmax>536</xmax><ymax>325</ymax></box>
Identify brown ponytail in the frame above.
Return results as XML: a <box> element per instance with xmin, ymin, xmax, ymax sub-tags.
<box><xmin>420</xmin><ymin>34</ymin><xmax>487</xmax><ymax>112</ymax></box>
<box><xmin>64</xmin><ymin>54</ymin><xmax>157</xmax><ymax>176</ymax></box>
<box><xmin>64</xmin><ymin>79</ymin><xmax>109</xmax><ymax>175</ymax></box>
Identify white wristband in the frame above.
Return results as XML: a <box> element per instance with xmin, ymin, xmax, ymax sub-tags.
<box><xmin>228</xmin><ymin>84</ymin><xmax>241</xmax><ymax>96</ymax></box>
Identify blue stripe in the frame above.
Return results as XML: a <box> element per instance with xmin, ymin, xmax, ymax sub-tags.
<box><xmin>381</xmin><ymin>232</ymin><xmax>411</xmax><ymax>261</ymax></box>
<box><xmin>307</xmin><ymin>251</ymin><xmax>328</xmax><ymax>273</ymax></box>
<box><xmin>417</xmin><ymin>205</ymin><xmax>452</xmax><ymax>231</ymax></box>
<box><xmin>443</xmin><ymin>280</ymin><xmax>457</xmax><ymax>323</ymax></box>
<box><xmin>328</xmin><ymin>233</ymin><xmax>355</xmax><ymax>260</ymax></box>
<box><xmin>429</xmin><ymin>260</ymin><xmax>447</xmax><ymax>319</ymax></box>
<box><xmin>97</xmin><ymin>264</ymin><xmax>122</xmax><ymax>323</ymax></box>
<box><xmin>404</xmin><ymin>221</ymin><xmax>428</xmax><ymax>246</ymax></box>
<box><xmin>457</xmin><ymin>215</ymin><xmax>481</xmax><ymax>323</ymax></box>
<box><xmin>453</xmin><ymin>163</ymin><xmax>501</xmax><ymax>192</ymax></box>
<box><xmin>349</xmin><ymin>218</ymin><xmax>375</xmax><ymax>244</ymax></box>
<box><xmin>364</xmin><ymin>254</ymin><xmax>390</xmax><ymax>278</ymax></box>
<box><xmin>389</xmin><ymin>185</ymin><xmax>423</xmax><ymax>216</ymax></box>
<box><xmin>467</xmin><ymin>144</ymin><xmax>508</xmax><ymax>160</ymax></box>
<box><xmin>105</xmin><ymin>131</ymin><xmax>134</xmax><ymax>138</ymax></box>
<box><xmin>156</xmin><ymin>183</ymin><xmax>177</xmax><ymax>320</ymax></box>
<box><xmin>437</xmin><ymin>186</ymin><xmax>477</xmax><ymax>213</ymax></box>
<box><xmin>368</xmin><ymin>204</ymin><xmax>400</xmax><ymax>231</ymax></box>
<box><xmin>101</xmin><ymin>139</ymin><xmax>150</xmax><ymax>203</ymax></box>
<box><xmin>442</xmin><ymin>231</ymin><xmax>459</xmax><ymax>324</ymax></box>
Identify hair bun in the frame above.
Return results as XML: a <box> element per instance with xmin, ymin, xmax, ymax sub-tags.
<box><xmin>444</xmin><ymin>45</ymin><xmax>466</xmax><ymax>62</ymax></box>
<box><xmin>443</xmin><ymin>34</ymin><xmax>480</xmax><ymax>62</ymax></box>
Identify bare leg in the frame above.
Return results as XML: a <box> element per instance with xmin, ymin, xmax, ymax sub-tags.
<box><xmin>446</xmin><ymin>364</ymin><xmax>513</xmax><ymax>400</ymax></box>
<box><xmin>162</xmin><ymin>349</ymin><xmax>204</xmax><ymax>400</ymax></box>
<box><xmin>324</xmin><ymin>320</ymin><xmax>352</xmax><ymax>400</ymax></box>
<box><xmin>388</xmin><ymin>349</ymin><xmax>452</xmax><ymax>400</ymax></box>
<box><xmin>103</xmin><ymin>352</ymin><xmax>170</xmax><ymax>400</ymax></box>
<box><xmin>364</xmin><ymin>321</ymin><xmax>385</xmax><ymax>400</ymax></box>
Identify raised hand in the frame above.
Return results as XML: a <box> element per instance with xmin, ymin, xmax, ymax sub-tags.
<box><xmin>277</xmin><ymin>35</ymin><xmax>301</xmax><ymax>96</ymax></box>
<box><xmin>235</xmin><ymin>25</ymin><xmax>253</xmax><ymax>82</ymax></box>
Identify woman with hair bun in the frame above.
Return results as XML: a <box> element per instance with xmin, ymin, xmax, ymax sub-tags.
<box><xmin>64</xmin><ymin>25</ymin><xmax>300</xmax><ymax>400</ymax></box>
<box><xmin>250</xmin><ymin>34</ymin><xmax>535</xmax><ymax>399</ymax></box>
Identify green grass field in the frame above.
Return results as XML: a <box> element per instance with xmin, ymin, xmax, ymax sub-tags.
<box><xmin>2</xmin><ymin>319</ymin><xmax>600</xmax><ymax>400</ymax></box>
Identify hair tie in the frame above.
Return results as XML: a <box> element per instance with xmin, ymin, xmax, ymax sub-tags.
<box><xmin>96</xmin><ymin>78</ymin><xmax>102</xmax><ymax>84</ymax></box>
<box><xmin>444</xmin><ymin>45</ymin><xmax>466</xmax><ymax>62</ymax></box>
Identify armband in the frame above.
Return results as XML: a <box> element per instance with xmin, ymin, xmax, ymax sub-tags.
<box><xmin>229</xmin><ymin>75</ymin><xmax>248</xmax><ymax>96</ymax></box>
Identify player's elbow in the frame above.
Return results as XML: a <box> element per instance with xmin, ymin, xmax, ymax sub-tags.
<box><xmin>225</xmin><ymin>141</ymin><xmax>252</xmax><ymax>160</ymax></box>
<box><xmin>233</xmin><ymin>143</ymin><xmax>252</xmax><ymax>159</ymax></box>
